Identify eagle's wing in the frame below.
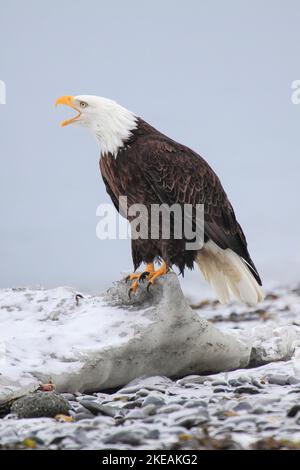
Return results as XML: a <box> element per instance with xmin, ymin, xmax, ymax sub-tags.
<box><xmin>139</xmin><ymin>137</ymin><xmax>262</xmax><ymax>285</ymax></box>
<box><xmin>101</xmin><ymin>175</ymin><xmax>120</xmax><ymax>213</ymax></box>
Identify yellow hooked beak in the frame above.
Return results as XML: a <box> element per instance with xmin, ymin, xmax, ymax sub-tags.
<box><xmin>55</xmin><ymin>95</ymin><xmax>81</xmax><ymax>127</ymax></box>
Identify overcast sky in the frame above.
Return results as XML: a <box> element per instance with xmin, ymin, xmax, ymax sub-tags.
<box><xmin>0</xmin><ymin>0</ymin><xmax>300</xmax><ymax>294</ymax></box>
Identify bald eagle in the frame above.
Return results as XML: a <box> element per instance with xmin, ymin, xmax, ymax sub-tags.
<box><xmin>56</xmin><ymin>95</ymin><xmax>264</xmax><ymax>305</ymax></box>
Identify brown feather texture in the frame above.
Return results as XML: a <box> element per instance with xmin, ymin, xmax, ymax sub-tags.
<box><xmin>100</xmin><ymin>118</ymin><xmax>263</xmax><ymax>305</ymax></box>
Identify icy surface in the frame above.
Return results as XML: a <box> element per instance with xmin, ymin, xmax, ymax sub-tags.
<box><xmin>0</xmin><ymin>274</ymin><xmax>252</xmax><ymax>403</ymax></box>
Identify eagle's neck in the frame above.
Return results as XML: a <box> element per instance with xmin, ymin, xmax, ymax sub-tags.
<box><xmin>92</xmin><ymin>102</ymin><xmax>138</xmax><ymax>157</ymax></box>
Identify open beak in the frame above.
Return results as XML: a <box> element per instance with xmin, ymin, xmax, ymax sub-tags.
<box><xmin>55</xmin><ymin>95</ymin><xmax>81</xmax><ymax>127</ymax></box>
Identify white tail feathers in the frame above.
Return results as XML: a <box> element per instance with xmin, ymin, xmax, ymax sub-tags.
<box><xmin>196</xmin><ymin>240</ymin><xmax>264</xmax><ymax>306</ymax></box>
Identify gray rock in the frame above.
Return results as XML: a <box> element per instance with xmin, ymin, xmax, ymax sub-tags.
<box><xmin>2</xmin><ymin>413</ymin><xmax>18</xmax><ymax>420</ymax></box>
<box><xmin>11</xmin><ymin>392</ymin><xmax>70</xmax><ymax>418</ymax></box>
<box><xmin>177</xmin><ymin>375</ymin><xmax>212</xmax><ymax>385</ymax></box>
<box><xmin>167</xmin><ymin>426</ymin><xmax>188</xmax><ymax>435</ymax></box>
<box><xmin>142</xmin><ymin>417</ymin><xmax>155</xmax><ymax>424</ymax></box>
<box><xmin>175</xmin><ymin>411</ymin><xmax>209</xmax><ymax>429</ymax></box>
<box><xmin>183</xmin><ymin>400</ymin><xmax>207</xmax><ymax>408</ymax></box>
<box><xmin>103</xmin><ymin>430</ymin><xmax>143</xmax><ymax>445</ymax></box>
<box><xmin>288</xmin><ymin>388</ymin><xmax>300</xmax><ymax>394</ymax></box>
<box><xmin>60</xmin><ymin>393</ymin><xmax>76</xmax><ymax>401</ymax></box>
<box><xmin>119</xmin><ymin>385</ymin><xmax>141</xmax><ymax>395</ymax></box>
<box><xmin>287</xmin><ymin>405</ymin><xmax>300</xmax><ymax>418</ymax></box>
<box><xmin>142</xmin><ymin>394</ymin><xmax>165</xmax><ymax>408</ymax></box>
<box><xmin>212</xmin><ymin>380</ymin><xmax>228</xmax><ymax>386</ymax></box>
<box><xmin>91</xmin><ymin>416</ymin><xmax>115</xmax><ymax>426</ymax></box>
<box><xmin>136</xmin><ymin>388</ymin><xmax>150</xmax><ymax>397</ymax></box>
<box><xmin>287</xmin><ymin>376</ymin><xmax>300</xmax><ymax>385</ymax></box>
<box><xmin>141</xmin><ymin>404</ymin><xmax>157</xmax><ymax>416</ymax></box>
<box><xmin>74</xmin><ymin>412</ymin><xmax>94</xmax><ymax>421</ymax></box>
<box><xmin>69</xmin><ymin>410</ymin><xmax>77</xmax><ymax>419</ymax></box>
<box><xmin>69</xmin><ymin>402</ymin><xmax>82</xmax><ymax>412</ymax></box>
<box><xmin>61</xmin><ymin>437</ymin><xmax>81</xmax><ymax>449</ymax></box>
<box><xmin>124</xmin><ymin>375</ymin><xmax>173</xmax><ymax>392</ymax></box>
<box><xmin>251</xmin><ymin>378</ymin><xmax>265</xmax><ymax>389</ymax></box>
<box><xmin>234</xmin><ymin>386</ymin><xmax>260</xmax><ymax>395</ymax></box>
<box><xmin>80</xmin><ymin>400</ymin><xmax>120</xmax><ymax>418</ymax></box>
<box><xmin>228</xmin><ymin>379</ymin><xmax>242</xmax><ymax>387</ymax></box>
<box><xmin>78</xmin><ymin>395</ymin><xmax>97</xmax><ymax>401</ymax></box>
<box><xmin>148</xmin><ymin>429</ymin><xmax>160</xmax><ymax>439</ymax></box>
<box><xmin>75</xmin><ymin>405</ymin><xmax>90</xmax><ymax>414</ymax></box>
<box><xmin>233</xmin><ymin>401</ymin><xmax>253</xmax><ymax>412</ymax></box>
<box><xmin>255</xmin><ymin>397</ymin><xmax>280</xmax><ymax>406</ymax></box>
<box><xmin>122</xmin><ymin>400</ymin><xmax>143</xmax><ymax>409</ymax></box>
<box><xmin>125</xmin><ymin>409</ymin><xmax>144</xmax><ymax>420</ymax></box>
<box><xmin>158</xmin><ymin>404</ymin><xmax>182</xmax><ymax>414</ymax></box>
<box><xmin>227</xmin><ymin>416</ymin><xmax>258</xmax><ymax>425</ymax></box>
<box><xmin>0</xmin><ymin>429</ymin><xmax>18</xmax><ymax>446</ymax></box>
<box><xmin>236</xmin><ymin>375</ymin><xmax>252</xmax><ymax>383</ymax></box>
<box><xmin>266</xmin><ymin>374</ymin><xmax>289</xmax><ymax>386</ymax></box>
<box><xmin>252</xmin><ymin>407</ymin><xmax>267</xmax><ymax>415</ymax></box>
<box><xmin>213</xmin><ymin>387</ymin><xmax>232</xmax><ymax>393</ymax></box>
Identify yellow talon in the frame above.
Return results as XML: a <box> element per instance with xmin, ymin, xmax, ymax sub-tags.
<box><xmin>127</xmin><ymin>263</ymin><xmax>155</xmax><ymax>282</ymax></box>
<box><xmin>127</xmin><ymin>273</ymin><xmax>141</xmax><ymax>281</ymax></box>
<box><xmin>128</xmin><ymin>280</ymin><xmax>139</xmax><ymax>298</ymax></box>
<box><xmin>128</xmin><ymin>262</ymin><xmax>168</xmax><ymax>297</ymax></box>
<box><xmin>147</xmin><ymin>262</ymin><xmax>169</xmax><ymax>288</ymax></box>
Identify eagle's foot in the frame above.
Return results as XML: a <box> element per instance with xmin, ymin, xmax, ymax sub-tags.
<box><xmin>127</xmin><ymin>262</ymin><xmax>168</xmax><ymax>296</ymax></box>
<box><xmin>126</xmin><ymin>263</ymin><xmax>155</xmax><ymax>284</ymax></box>
<box><xmin>127</xmin><ymin>263</ymin><xmax>155</xmax><ymax>297</ymax></box>
<box><xmin>146</xmin><ymin>262</ymin><xmax>169</xmax><ymax>291</ymax></box>
<box><xmin>139</xmin><ymin>271</ymin><xmax>150</xmax><ymax>282</ymax></box>
<box><xmin>128</xmin><ymin>280</ymin><xmax>139</xmax><ymax>299</ymax></box>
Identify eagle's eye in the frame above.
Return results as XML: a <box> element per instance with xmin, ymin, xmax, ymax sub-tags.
<box><xmin>80</xmin><ymin>101</ymin><xmax>87</xmax><ymax>108</ymax></box>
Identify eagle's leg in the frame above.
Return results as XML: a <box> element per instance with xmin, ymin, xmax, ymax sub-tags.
<box><xmin>146</xmin><ymin>261</ymin><xmax>169</xmax><ymax>291</ymax></box>
<box><xmin>128</xmin><ymin>263</ymin><xmax>155</xmax><ymax>298</ymax></box>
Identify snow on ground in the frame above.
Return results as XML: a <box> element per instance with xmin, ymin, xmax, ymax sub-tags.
<box><xmin>1</xmin><ymin>277</ymin><xmax>300</xmax><ymax>449</ymax></box>
<box><xmin>0</xmin><ymin>274</ymin><xmax>252</xmax><ymax>403</ymax></box>
<box><xmin>0</xmin><ymin>284</ymin><xmax>152</xmax><ymax>400</ymax></box>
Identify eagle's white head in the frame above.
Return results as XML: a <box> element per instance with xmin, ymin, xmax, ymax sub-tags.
<box><xmin>55</xmin><ymin>95</ymin><xmax>137</xmax><ymax>156</ymax></box>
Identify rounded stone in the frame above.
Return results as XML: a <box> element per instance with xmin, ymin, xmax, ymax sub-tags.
<box><xmin>158</xmin><ymin>404</ymin><xmax>182</xmax><ymax>414</ymax></box>
<box><xmin>80</xmin><ymin>400</ymin><xmax>120</xmax><ymax>417</ymax></box>
<box><xmin>212</xmin><ymin>380</ymin><xmax>228</xmax><ymax>387</ymax></box>
<box><xmin>177</xmin><ymin>375</ymin><xmax>212</xmax><ymax>385</ymax></box>
<box><xmin>234</xmin><ymin>386</ymin><xmax>259</xmax><ymax>395</ymax></box>
<box><xmin>103</xmin><ymin>430</ymin><xmax>143</xmax><ymax>445</ymax></box>
<box><xmin>142</xmin><ymin>394</ymin><xmax>165</xmax><ymax>408</ymax></box>
<box><xmin>233</xmin><ymin>401</ymin><xmax>253</xmax><ymax>412</ymax></box>
<box><xmin>61</xmin><ymin>393</ymin><xmax>76</xmax><ymax>401</ymax></box>
<box><xmin>252</xmin><ymin>407</ymin><xmax>266</xmax><ymax>415</ymax></box>
<box><xmin>142</xmin><ymin>404</ymin><xmax>157</xmax><ymax>416</ymax></box>
<box><xmin>74</xmin><ymin>412</ymin><xmax>94</xmax><ymax>421</ymax></box>
<box><xmin>287</xmin><ymin>376</ymin><xmax>300</xmax><ymax>385</ymax></box>
<box><xmin>228</xmin><ymin>379</ymin><xmax>242</xmax><ymax>387</ymax></box>
<box><xmin>287</xmin><ymin>405</ymin><xmax>300</xmax><ymax>418</ymax></box>
<box><xmin>11</xmin><ymin>392</ymin><xmax>70</xmax><ymax>419</ymax></box>
<box><xmin>213</xmin><ymin>387</ymin><xmax>231</xmax><ymax>393</ymax></box>
<box><xmin>125</xmin><ymin>409</ymin><xmax>144</xmax><ymax>419</ymax></box>
<box><xmin>266</xmin><ymin>374</ymin><xmax>289</xmax><ymax>386</ymax></box>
